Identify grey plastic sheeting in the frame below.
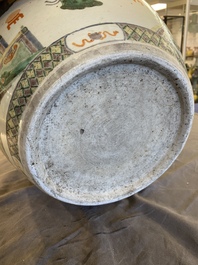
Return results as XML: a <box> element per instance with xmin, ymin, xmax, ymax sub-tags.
<box><xmin>0</xmin><ymin>114</ymin><xmax>198</xmax><ymax>265</ymax></box>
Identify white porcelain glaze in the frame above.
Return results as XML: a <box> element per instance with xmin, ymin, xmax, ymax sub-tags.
<box><xmin>0</xmin><ymin>0</ymin><xmax>194</xmax><ymax>205</ymax></box>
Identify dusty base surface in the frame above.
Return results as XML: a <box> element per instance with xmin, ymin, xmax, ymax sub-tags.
<box><xmin>19</xmin><ymin>43</ymin><xmax>194</xmax><ymax>205</ymax></box>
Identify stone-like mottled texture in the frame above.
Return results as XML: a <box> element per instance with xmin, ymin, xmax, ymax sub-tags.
<box><xmin>19</xmin><ymin>43</ymin><xmax>194</xmax><ymax>205</ymax></box>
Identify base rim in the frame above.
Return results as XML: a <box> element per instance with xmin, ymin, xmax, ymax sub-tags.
<box><xmin>19</xmin><ymin>42</ymin><xmax>194</xmax><ymax>205</ymax></box>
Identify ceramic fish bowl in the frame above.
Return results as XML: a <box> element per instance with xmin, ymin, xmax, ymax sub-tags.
<box><xmin>0</xmin><ymin>0</ymin><xmax>194</xmax><ymax>205</ymax></box>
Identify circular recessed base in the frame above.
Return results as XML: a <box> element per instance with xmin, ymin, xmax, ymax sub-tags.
<box><xmin>19</xmin><ymin>42</ymin><xmax>194</xmax><ymax>205</ymax></box>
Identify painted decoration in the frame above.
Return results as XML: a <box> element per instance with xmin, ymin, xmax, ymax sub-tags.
<box><xmin>45</xmin><ymin>0</ymin><xmax>103</xmax><ymax>9</ymax></box>
<box><xmin>0</xmin><ymin>0</ymin><xmax>194</xmax><ymax>205</ymax></box>
<box><xmin>66</xmin><ymin>24</ymin><xmax>124</xmax><ymax>51</ymax></box>
<box><xmin>5</xmin><ymin>9</ymin><xmax>24</xmax><ymax>30</ymax></box>
<box><xmin>0</xmin><ymin>36</ymin><xmax>8</xmax><ymax>60</ymax></box>
<box><xmin>0</xmin><ymin>27</ymin><xmax>43</xmax><ymax>100</ymax></box>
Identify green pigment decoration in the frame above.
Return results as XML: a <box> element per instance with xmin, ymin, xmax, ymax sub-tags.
<box><xmin>46</xmin><ymin>0</ymin><xmax>103</xmax><ymax>10</ymax></box>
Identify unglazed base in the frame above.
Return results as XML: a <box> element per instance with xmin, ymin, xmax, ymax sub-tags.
<box><xmin>19</xmin><ymin>42</ymin><xmax>194</xmax><ymax>205</ymax></box>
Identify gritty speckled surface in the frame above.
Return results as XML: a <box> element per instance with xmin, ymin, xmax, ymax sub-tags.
<box><xmin>19</xmin><ymin>43</ymin><xmax>194</xmax><ymax>205</ymax></box>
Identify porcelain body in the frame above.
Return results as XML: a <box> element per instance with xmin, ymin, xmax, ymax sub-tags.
<box><xmin>0</xmin><ymin>0</ymin><xmax>194</xmax><ymax>205</ymax></box>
